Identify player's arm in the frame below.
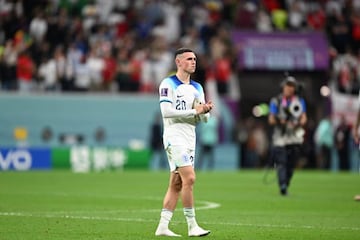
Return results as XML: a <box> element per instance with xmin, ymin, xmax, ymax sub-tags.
<box><xmin>197</xmin><ymin>86</ymin><xmax>213</xmax><ymax>122</ymax></box>
<box><xmin>160</xmin><ymin>101</ymin><xmax>197</xmax><ymax>118</ymax></box>
<box><xmin>160</xmin><ymin>101</ymin><xmax>210</xmax><ymax>118</ymax></box>
<box><xmin>198</xmin><ymin>102</ymin><xmax>213</xmax><ymax>122</ymax></box>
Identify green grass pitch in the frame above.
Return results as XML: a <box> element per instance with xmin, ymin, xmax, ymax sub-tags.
<box><xmin>0</xmin><ymin>169</ymin><xmax>359</xmax><ymax>240</ymax></box>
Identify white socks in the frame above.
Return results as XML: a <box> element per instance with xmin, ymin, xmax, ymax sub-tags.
<box><xmin>158</xmin><ymin>209</ymin><xmax>173</xmax><ymax>229</ymax></box>
<box><xmin>157</xmin><ymin>208</ymin><xmax>198</xmax><ymax>230</ymax></box>
<box><xmin>183</xmin><ymin>207</ymin><xmax>198</xmax><ymax>229</ymax></box>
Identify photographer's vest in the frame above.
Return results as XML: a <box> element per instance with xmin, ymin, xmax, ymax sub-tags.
<box><xmin>270</xmin><ymin>94</ymin><xmax>305</xmax><ymax>147</ymax></box>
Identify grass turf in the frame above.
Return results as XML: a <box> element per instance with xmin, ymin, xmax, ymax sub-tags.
<box><xmin>0</xmin><ymin>169</ymin><xmax>359</xmax><ymax>240</ymax></box>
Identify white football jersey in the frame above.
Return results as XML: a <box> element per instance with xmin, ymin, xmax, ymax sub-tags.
<box><xmin>159</xmin><ymin>75</ymin><xmax>206</xmax><ymax>150</ymax></box>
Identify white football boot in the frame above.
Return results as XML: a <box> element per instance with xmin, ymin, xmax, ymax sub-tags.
<box><xmin>188</xmin><ymin>226</ymin><xmax>211</xmax><ymax>237</ymax></box>
<box><xmin>155</xmin><ymin>227</ymin><xmax>182</xmax><ymax>237</ymax></box>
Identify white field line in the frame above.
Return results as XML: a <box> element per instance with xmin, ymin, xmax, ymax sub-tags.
<box><xmin>0</xmin><ymin>199</ymin><xmax>220</xmax><ymax>223</ymax></box>
<box><xmin>0</xmin><ymin>211</ymin><xmax>359</xmax><ymax>232</ymax></box>
<box><xmin>2</xmin><ymin>200</ymin><xmax>220</xmax><ymax>215</ymax></box>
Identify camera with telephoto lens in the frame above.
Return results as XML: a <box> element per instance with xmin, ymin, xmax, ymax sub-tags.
<box><xmin>287</xmin><ymin>99</ymin><xmax>303</xmax><ymax>119</ymax></box>
<box><xmin>278</xmin><ymin>98</ymin><xmax>304</xmax><ymax>136</ymax></box>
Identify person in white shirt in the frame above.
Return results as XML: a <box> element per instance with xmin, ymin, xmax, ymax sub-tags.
<box><xmin>155</xmin><ymin>48</ymin><xmax>213</xmax><ymax>237</ymax></box>
<box><xmin>38</xmin><ymin>56</ymin><xmax>57</xmax><ymax>91</ymax></box>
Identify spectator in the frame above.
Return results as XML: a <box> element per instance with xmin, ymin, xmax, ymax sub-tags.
<box><xmin>140</xmin><ymin>36</ymin><xmax>172</xmax><ymax>93</ymax></box>
<box><xmin>234</xmin><ymin>1</ymin><xmax>257</xmax><ymax>30</ymax></box>
<box><xmin>62</xmin><ymin>44</ymin><xmax>81</xmax><ymax>91</ymax></box>
<box><xmin>16</xmin><ymin>49</ymin><xmax>35</xmax><ymax>92</ymax></box>
<box><xmin>180</xmin><ymin>26</ymin><xmax>205</xmax><ymax>56</ymax></box>
<box><xmin>221</xmin><ymin>0</ymin><xmax>237</xmax><ymax>25</ymax></box>
<box><xmin>54</xmin><ymin>46</ymin><xmax>72</xmax><ymax>91</ymax></box>
<box><xmin>350</xmin><ymin>9</ymin><xmax>360</xmax><ymax>54</ymax></box>
<box><xmin>314</xmin><ymin>115</ymin><xmax>334</xmax><ymax>169</ymax></box>
<box><xmin>262</xmin><ymin>0</ymin><xmax>282</xmax><ymax>13</ymax></box>
<box><xmin>303</xmin><ymin>118</ymin><xmax>317</xmax><ymax>168</ymax></box>
<box><xmin>115</xmin><ymin>47</ymin><xmax>133</xmax><ymax>92</ymax></box>
<box><xmin>272</xmin><ymin>7</ymin><xmax>288</xmax><ymax>31</ymax></box>
<box><xmin>160</xmin><ymin>0</ymin><xmax>182</xmax><ymax>45</ymax></box>
<box><xmin>332</xmin><ymin>52</ymin><xmax>358</xmax><ymax>94</ymax></box>
<box><xmin>73</xmin><ymin>54</ymin><xmax>92</xmax><ymax>92</ymax></box>
<box><xmin>196</xmin><ymin>115</ymin><xmax>219</xmax><ymax>170</ymax></box>
<box><xmin>245</xmin><ymin>122</ymin><xmax>260</xmax><ymax>168</ymax></box>
<box><xmin>37</xmin><ymin>55</ymin><xmax>58</xmax><ymax>91</ymax></box>
<box><xmin>326</xmin><ymin>9</ymin><xmax>351</xmax><ymax>54</ymax></box>
<box><xmin>86</xmin><ymin>45</ymin><xmax>104</xmax><ymax>91</ymax></box>
<box><xmin>29</xmin><ymin>9</ymin><xmax>48</xmax><ymax>44</ymax></box>
<box><xmin>199</xmin><ymin>15</ymin><xmax>218</xmax><ymax>54</ymax></box>
<box><xmin>1</xmin><ymin>39</ymin><xmax>19</xmax><ymax>90</ymax></box>
<box><xmin>287</xmin><ymin>0</ymin><xmax>307</xmax><ymax>31</ymax></box>
<box><xmin>149</xmin><ymin>111</ymin><xmax>167</xmax><ymax>170</ymax></box>
<box><xmin>256</xmin><ymin>6</ymin><xmax>273</xmax><ymax>32</ymax></box>
<box><xmin>307</xmin><ymin>3</ymin><xmax>326</xmax><ymax>31</ymax></box>
<box><xmin>252</xmin><ymin>121</ymin><xmax>269</xmax><ymax>167</ymax></box>
<box><xmin>128</xmin><ymin>49</ymin><xmax>145</xmax><ymax>92</ymax></box>
<box><xmin>101</xmin><ymin>48</ymin><xmax>117</xmax><ymax>91</ymax></box>
<box><xmin>209</xmin><ymin>27</ymin><xmax>232</xmax><ymax>95</ymax></box>
<box><xmin>233</xmin><ymin>118</ymin><xmax>249</xmax><ymax>169</ymax></box>
<box><xmin>46</xmin><ymin>8</ymin><xmax>70</xmax><ymax>53</ymax></box>
<box><xmin>334</xmin><ymin>114</ymin><xmax>351</xmax><ymax>170</ymax></box>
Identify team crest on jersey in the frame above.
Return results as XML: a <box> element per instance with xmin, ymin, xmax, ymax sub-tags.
<box><xmin>160</xmin><ymin>88</ymin><xmax>168</xmax><ymax>96</ymax></box>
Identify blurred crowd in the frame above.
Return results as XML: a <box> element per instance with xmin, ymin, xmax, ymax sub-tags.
<box><xmin>1</xmin><ymin>0</ymin><xmax>360</xmax><ymax>94</ymax></box>
<box><xmin>1</xmin><ymin>0</ymin><xmax>360</xmax><ymax>170</ymax></box>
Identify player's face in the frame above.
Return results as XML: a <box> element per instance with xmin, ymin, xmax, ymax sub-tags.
<box><xmin>177</xmin><ymin>52</ymin><xmax>196</xmax><ymax>74</ymax></box>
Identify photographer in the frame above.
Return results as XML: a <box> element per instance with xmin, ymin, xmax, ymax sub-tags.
<box><xmin>268</xmin><ymin>76</ymin><xmax>307</xmax><ymax>196</ymax></box>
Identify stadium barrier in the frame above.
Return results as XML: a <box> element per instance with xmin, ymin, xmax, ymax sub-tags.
<box><xmin>0</xmin><ymin>146</ymin><xmax>150</xmax><ymax>171</ymax></box>
<box><xmin>0</xmin><ymin>93</ymin><xmax>237</xmax><ymax>171</ymax></box>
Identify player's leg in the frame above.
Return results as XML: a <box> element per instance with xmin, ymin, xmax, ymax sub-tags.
<box><xmin>177</xmin><ymin>165</ymin><xmax>195</xmax><ymax>208</ymax></box>
<box><xmin>155</xmin><ymin>172</ymin><xmax>182</xmax><ymax>237</ymax></box>
<box><xmin>177</xmin><ymin>161</ymin><xmax>210</xmax><ymax>236</ymax></box>
<box><xmin>155</xmin><ymin>145</ymin><xmax>183</xmax><ymax>237</ymax></box>
<box><xmin>163</xmin><ymin>172</ymin><xmax>182</xmax><ymax>210</ymax></box>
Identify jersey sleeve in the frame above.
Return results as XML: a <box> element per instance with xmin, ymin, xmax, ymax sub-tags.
<box><xmin>194</xmin><ymin>82</ymin><xmax>206</xmax><ymax>103</ymax></box>
<box><xmin>199</xmin><ymin>112</ymin><xmax>210</xmax><ymax>123</ymax></box>
<box><xmin>300</xmin><ymin>98</ymin><xmax>306</xmax><ymax>113</ymax></box>
<box><xmin>269</xmin><ymin>97</ymin><xmax>279</xmax><ymax>115</ymax></box>
<box><xmin>159</xmin><ymin>79</ymin><xmax>173</xmax><ymax>105</ymax></box>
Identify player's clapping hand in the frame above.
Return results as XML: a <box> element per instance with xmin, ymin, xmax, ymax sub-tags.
<box><xmin>203</xmin><ymin>101</ymin><xmax>214</xmax><ymax>113</ymax></box>
<box><xmin>196</xmin><ymin>101</ymin><xmax>213</xmax><ymax>114</ymax></box>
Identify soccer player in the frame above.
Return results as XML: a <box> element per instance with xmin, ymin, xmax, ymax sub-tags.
<box><xmin>155</xmin><ymin>48</ymin><xmax>213</xmax><ymax>237</ymax></box>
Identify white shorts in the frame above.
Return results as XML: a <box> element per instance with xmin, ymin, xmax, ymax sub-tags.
<box><xmin>165</xmin><ymin>146</ymin><xmax>195</xmax><ymax>172</ymax></box>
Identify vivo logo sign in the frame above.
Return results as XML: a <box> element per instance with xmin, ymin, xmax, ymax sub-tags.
<box><xmin>0</xmin><ymin>150</ymin><xmax>32</xmax><ymax>170</ymax></box>
<box><xmin>0</xmin><ymin>148</ymin><xmax>51</xmax><ymax>171</ymax></box>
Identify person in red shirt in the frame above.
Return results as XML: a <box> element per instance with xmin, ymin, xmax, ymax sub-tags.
<box><xmin>307</xmin><ymin>5</ymin><xmax>326</xmax><ymax>31</ymax></box>
<box><xmin>214</xmin><ymin>56</ymin><xmax>231</xmax><ymax>95</ymax></box>
<box><xmin>17</xmin><ymin>49</ymin><xmax>35</xmax><ymax>92</ymax></box>
<box><xmin>102</xmin><ymin>50</ymin><xmax>117</xmax><ymax>91</ymax></box>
